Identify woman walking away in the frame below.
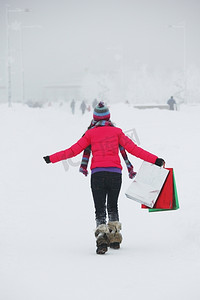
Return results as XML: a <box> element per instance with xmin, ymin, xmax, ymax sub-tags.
<box><xmin>43</xmin><ymin>102</ymin><xmax>165</xmax><ymax>254</ymax></box>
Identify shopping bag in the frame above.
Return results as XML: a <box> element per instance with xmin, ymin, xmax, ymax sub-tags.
<box><xmin>125</xmin><ymin>161</ymin><xmax>169</xmax><ymax>208</ymax></box>
<box><xmin>173</xmin><ymin>170</ymin><xmax>179</xmax><ymax>209</ymax></box>
<box><xmin>142</xmin><ymin>168</ymin><xmax>179</xmax><ymax>212</ymax></box>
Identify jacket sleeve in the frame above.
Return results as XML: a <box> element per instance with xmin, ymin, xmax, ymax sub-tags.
<box><xmin>118</xmin><ymin>130</ymin><xmax>158</xmax><ymax>164</ymax></box>
<box><xmin>49</xmin><ymin>132</ymin><xmax>91</xmax><ymax>163</ymax></box>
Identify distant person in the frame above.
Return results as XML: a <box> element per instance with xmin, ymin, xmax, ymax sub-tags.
<box><xmin>70</xmin><ymin>99</ymin><xmax>75</xmax><ymax>114</ymax></box>
<box><xmin>80</xmin><ymin>100</ymin><xmax>87</xmax><ymax>115</ymax></box>
<box><xmin>92</xmin><ymin>98</ymin><xmax>98</xmax><ymax>109</ymax></box>
<box><xmin>43</xmin><ymin>102</ymin><xmax>165</xmax><ymax>255</ymax></box>
<box><xmin>167</xmin><ymin>96</ymin><xmax>177</xmax><ymax>111</ymax></box>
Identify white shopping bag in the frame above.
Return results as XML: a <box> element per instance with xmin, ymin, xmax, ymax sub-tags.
<box><xmin>125</xmin><ymin>161</ymin><xmax>169</xmax><ymax>208</ymax></box>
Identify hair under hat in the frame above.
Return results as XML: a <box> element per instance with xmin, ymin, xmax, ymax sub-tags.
<box><xmin>93</xmin><ymin>102</ymin><xmax>110</xmax><ymax>121</ymax></box>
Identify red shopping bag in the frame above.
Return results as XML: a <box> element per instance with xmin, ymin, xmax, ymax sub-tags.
<box><xmin>141</xmin><ymin>168</ymin><xmax>179</xmax><ymax>211</ymax></box>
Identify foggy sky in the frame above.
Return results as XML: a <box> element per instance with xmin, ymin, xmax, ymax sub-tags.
<box><xmin>0</xmin><ymin>0</ymin><xmax>200</xmax><ymax>100</ymax></box>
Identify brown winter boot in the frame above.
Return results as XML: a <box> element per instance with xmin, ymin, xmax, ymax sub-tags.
<box><xmin>107</xmin><ymin>221</ymin><xmax>122</xmax><ymax>249</ymax></box>
<box><xmin>95</xmin><ymin>224</ymin><xmax>110</xmax><ymax>254</ymax></box>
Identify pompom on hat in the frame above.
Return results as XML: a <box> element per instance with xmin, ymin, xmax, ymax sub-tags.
<box><xmin>93</xmin><ymin>101</ymin><xmax>110</xmax><ymax>121</ymax></box>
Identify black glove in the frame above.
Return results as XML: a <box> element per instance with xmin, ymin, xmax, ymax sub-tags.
<box><xmin>155</xmin><ymin>158</ymin><xmax>165</xmax><ymax>167</ymax></box>
<box><xmin>43</xmin><ymin>156</ymin><xmax>51</xmax><ymax>164</ymax></box>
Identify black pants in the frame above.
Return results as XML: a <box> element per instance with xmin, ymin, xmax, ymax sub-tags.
<box><xmin>91</xmin><ymin>172</ymin><xmax>122</xmax><ymax>226</ymax></box>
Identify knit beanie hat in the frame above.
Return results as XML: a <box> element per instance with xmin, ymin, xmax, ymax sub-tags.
<box><xmin>93</xmin><ymin>102</ymin><xmax>110</xmax><ymax>121</ymax></box>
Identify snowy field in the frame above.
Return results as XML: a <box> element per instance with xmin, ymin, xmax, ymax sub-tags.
<box><xmin>0</xmin><ymin>102</ymin><xmax>200</xmax><ymax>300</ymax></box>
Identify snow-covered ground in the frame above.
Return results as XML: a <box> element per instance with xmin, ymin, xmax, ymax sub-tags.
<box><xmin>0</xmin><ymin>102</ymin><xmax>200</xmax><ymax>300</ymax></box>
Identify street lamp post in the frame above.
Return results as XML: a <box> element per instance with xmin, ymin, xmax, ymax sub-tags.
<box><xmin>169</xmin><ymin>22</ymin><xmax>187</xmax><ymax>104</ymax></box>
<box><xmin>5</xmin><ymin>6</ymin><xmax>30</xmax><ymax>106</ymax></box>
<box><xmin>6</xmin><ymin>6</ymin><xmax>12</xmax><ymax>107</ymax></box>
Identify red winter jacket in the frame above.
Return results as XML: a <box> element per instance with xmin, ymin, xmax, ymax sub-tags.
<box><xmin>49</xmin><ymin>126</ymin><xmax>158</xmax><ymax>170</ymax></box>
